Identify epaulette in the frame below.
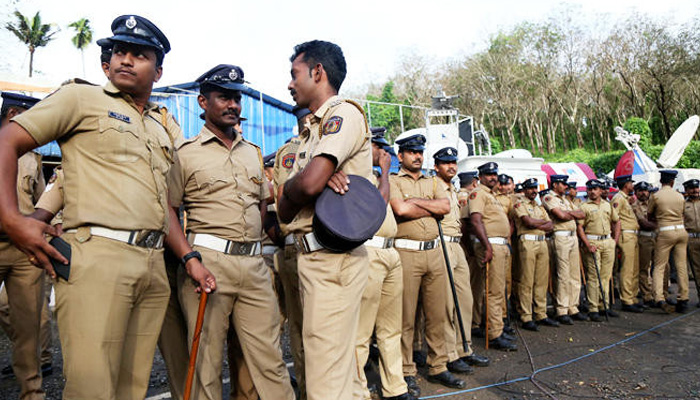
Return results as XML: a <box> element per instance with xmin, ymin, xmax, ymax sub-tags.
<box><xmin>60</xmin><ymin>77</ymin><xmax>98</xmax><ymax>87</ymax></box>
<box><xmin>176</xmin><ymin>135</ymin><xmax>199</xmax><ymax>150</ymax></box>
<box><xmin>319</xmin><ymin>98</ymin><xmax>370</xmax><ymax>139</ymax></box>
<box><xmin>242</xmin><ymin>138</ymin><xmax>260</xmax><ymax>149</ymax></box>
<box><xmin>242</xmin><ymin>139</ymin><xmax>265</xmax><ymax>173</ymax></box>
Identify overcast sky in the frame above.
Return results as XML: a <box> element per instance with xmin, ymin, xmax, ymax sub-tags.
<box><xmin>1</xmin><ymin>0</ymin><xmax>698</xmax><ymax>102</ymax></box>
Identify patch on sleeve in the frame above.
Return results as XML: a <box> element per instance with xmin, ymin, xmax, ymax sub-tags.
<box><xmin>469</xmin><ymin>192</ymin><xmax>477</xmax><ymax>200</ymax></box>
<box><xmin>322</xmin><ymin>116</ymin><xmax>343</xmax><ymax>135</ymax></box>
<box><xmin>48</xmin><ymin>172</ymin><xmax>57</xmax><ymax>184</ymax></box>
<box><xmin>282</xmin><ymin>154</ymin><xmax>295</xmax><ymax>169</ymax></box>
<box><xmin>544</xmin><ymin>195</ymin><xmax>552</xmax><ymax>202</ymax></box>
<box><xmin>613</xmin><ymin>202</ymin><xmax>619</xmax><ymax>208</ymax></box>
<box><xmin>514</xmin><ymin>202</ymin><xmax>520</xmax><ymax>209</ymax></box>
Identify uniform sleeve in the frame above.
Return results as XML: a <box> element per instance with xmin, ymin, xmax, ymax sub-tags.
<box><xmin>610</xmin><ymin>202</ymin><xmax>620</xmax><ymax>222</ymax></box>
<box><xmin>313</xmin><ymin>104</ymin><xmax>366</xmax><ymax>168</ymax></box>
<box><xmin>647</xmin><ymin>194</ymin><xmax>656</xmax><ymax>215</ymax></box>
<box><xmin>12</xmin><ymin>85</ymin><xmax>86</xmax><ymax>145</ymax></box>
<box><xmin>32</xmin><ymin>154</ymin><xmax>46</xmax><ymax>203</ymax></box>
<box><xmin>513</xmin><ymin>201</ymin><xmax>528</xmax><ymax>218</ymax></box>
<box><xmin>35</xmin><ymin>168</ymin><xmax>64</xmax><ymax>215</ymax></box>
<box><xmin>168</xmin><ymin>150</ymin><xmax>186</xmax><ymax>208</ymax></box>
<box><xmin>468</xmin><ymin>190</ymin><xmax>486</xmax><ymax>215</ymax></box>
<box><xmin>542</xmin><ymin>195</ymin><xmax>556</xmax><ymax>212</ymax></box>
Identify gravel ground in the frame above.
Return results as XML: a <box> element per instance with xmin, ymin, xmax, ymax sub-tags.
<box><xmin>2</xmin><ymin>286</ymin><xmax>699</xmax><ymax>400</ymax></box>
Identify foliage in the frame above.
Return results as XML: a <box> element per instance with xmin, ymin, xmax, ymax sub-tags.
<box><xmin>68</xmin><ymin>18</ymin><xmax>92</xmax><ymax>50</ymax></box>
<box><xmin>364</xmin><ymin>81</ymin><xmax>417</xmax><ymax>142</ymax></box>
<box><xmin>623</xmin><ymin>117</ymin><xmax>653</xmax><ymax>148</ymax></box>
<box><xmin>5</xmin><ymin>10</ymin><xmax>57</xmax><ymax>77</ymax></box>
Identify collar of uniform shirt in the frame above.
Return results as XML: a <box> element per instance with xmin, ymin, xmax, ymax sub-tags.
<box><xmin>312</xmin><ymin>95</ymin><xmax>341</xmax><ymax>119</ymax></box>
<box><xmin>397</xmin><ymin>167</ymin><xmax>428</xmax><ymax>180</ymax></box>
<box><xmin>103</xmin><ymin>81</ymin><xmax>159</xmax><ymax>112</ymax></box>
<box><xmin>199</xmin><ymin>125</ymin><xmax>243</xmax><ymax>148</ymax></box>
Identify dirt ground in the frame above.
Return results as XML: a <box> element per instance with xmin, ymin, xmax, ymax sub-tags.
<box><xmin>1</xmin><ymin>286</ymin><xmax>699</xmax><ymax>400</ymax></box>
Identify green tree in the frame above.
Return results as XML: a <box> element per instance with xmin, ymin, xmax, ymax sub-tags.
<box><xmin>5</xmin><ymin>10</ymin><xmax>58</xmax><ymax>77</ymax></box>
<box><xmin>68</xmin><ymin>18</ymin><xmax>93</xmax><ymax>77</ymax></box>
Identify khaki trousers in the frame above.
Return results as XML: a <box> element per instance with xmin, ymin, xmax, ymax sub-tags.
<box><xmin>582</xmin><ymin>238</ymin><xmax>616</xmax><ymax>313</ymax></box>
<box><xmin>397</xmin><ymin>246</ymin><xmax>448</xmax><ymax>376</ymax></box>
<box><xmin>653</xmin><ymin>229</ymin><xmax>689</xmax><ymax>302</ymax></box>
<box><xmin>57</xmin><ymin>233</ymin><xmax>170</xmax><ymax>400</ymax></box>
<box><xmin>355</xmin><ymin>247</ymin><xmax>406</xmax><ymax>399</ymax></box>
<box><xmin>0</xmin><ymin>242</ymin><xmax>44</xmax><ymax>400</ymax></box>
<box><xmin>179</xmin><ymin>247</ymin><xmax>294</xmax><ymax>400</ymax></box>
<box><xmin>618</xmin><ymin>232</ymin><xmax>639</xmax><ymax>305</ymax></box>
<box><xmin>688</xmin><ymin>237</ymin><xmax>700</xmax><ymax>287</ymax></box>
<box><xmin>638</xmin><ymin>235</ymin><xmax>655</xmax><ymax>302</ymax></box>
<box><xmin>553</xmin><ymin>235</ymin><xmax>581</xmax><ymax>316</ymax></box>
<box><xmin>227</xmin><ymin>317</ymin><xmax>258</xmax><ymax>400</ymax></box>
<box><xmin>468</xmin><ymin>250</ymin><xmax>483</xmax><ymax>329</ymax></box>
<box><xmin>0</xmin><ymin>272</ymin><xmax>53</xmax><ymax>366</ymax></box>
<box><xmin>278</xmin><ymin>245</ymin><xmax>305</xmax><ymax>400</ymax></box>
<box><xmin>444</xmin><ymin>242</ymin><xmax>473</xmax><ymax>360</ymax></box>
<box><xmin>473</xmin><ymin>242</ymin><xmax>509</xmax><ymax>341</ymax></box>
<box><xmin>297</xmin><ymin>245</ymin><xmax>368</xmax><ymax>400</ymax></box>
<box><xmin>157</xmin><ymin>258</ymin><xmax>189</xmax><ymax>400</ymax></box>
<box><xmin>517</xmin><ymin>239</ymin><xmax>550</xmax><ymax>322</ymax></box>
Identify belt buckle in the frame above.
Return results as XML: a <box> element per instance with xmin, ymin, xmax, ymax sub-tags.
<box><xmin>294</xmin><ymin>235</ymin><xmax>310</xmax><ymax>254</ymax></box>
<box><xmin>136</xmin><ymin>231</ymin><xmax>160</xmax><ymax>248</ymax></box>
<box><xmin>386</xmin><ymin>238</ymin><xmax>394</xmax><ymax>248</ymax></box>
<box><xmin>424</xmin><ymin>240</ymin><xmax>435</xmax><ymax>250</ymax></box>
<box><xmin>236</xmin><ymin>243</ymin><xmax>251</xmax><ymax>256</ymax></box>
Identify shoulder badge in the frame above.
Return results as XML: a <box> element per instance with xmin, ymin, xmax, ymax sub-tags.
<box><xmin>282</xmin><ymin>154</ymin><xmax>295</xmax><ymax>169</ymax></box>
<box><xmin>613</xmin><ymin>202</ymin><xmax>619</xmax><ymax>208</ymax></box>
<box><xmin>469</xmin><ymin>192</ymin><xmax>477</xmax><ymax>200</ymax></box>
<box><xmin>322</xmin><ymin>116</ymin><xmax>343</xmax><ymax>135</ymax></box>
<box><xmin>514</xmin><ymin>202</ymin><xmax>520</xmax><ymax>209</ymax></box>
<box><xmin>545</xmin><ymin>195</ymin><xmax>552</xmax><ymax>202</ymax></box>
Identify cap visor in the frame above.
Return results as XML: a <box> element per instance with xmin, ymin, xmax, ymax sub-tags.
<box><xmin>110</xmin><ymin>35</ymin><xmax>162</xmax><ymax>52</ymax></box>
<box><xmin>206</xmin><ymin>82</ymin><xmax>247</xmax><ymax>92</ymax></box>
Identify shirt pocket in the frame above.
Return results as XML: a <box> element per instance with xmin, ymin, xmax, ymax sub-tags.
<box><xmin>150</xmin><ymin>130</ymin><xmax>174</xmax><ymax>174</ymax></box>
<box><xmin>194</xmin><ymin>168</ymin><xmax>234</xmax><ymax>195</ymax></box>
<box><xmin>97</xmin><ymin>116</ymin><xmax>142</xmax><ymax>163</ymax></box>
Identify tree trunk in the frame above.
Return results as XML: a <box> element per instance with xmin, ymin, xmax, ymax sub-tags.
<box><xmin>29</xmin><ymin>49</ymin><xmax>34</xmax><ymax>78</ymax></box>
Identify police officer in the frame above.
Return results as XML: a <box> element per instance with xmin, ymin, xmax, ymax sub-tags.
<box><xmin>632</xmin><ymin>182</ymin><xmax>658</xmax><ymax>307</ymax></box>
<box><xmin>169</xmin><ymin>65</ymin><xmax>294</xmax><ymax>400</ymax></box>
<box><xmin>0</xmin><ymin>15</ymin><xmax>217</xmax><ymax>399</ymax></box>
<box><xmin>513</xmin><ymin>178</ymin><xmax>558</xmax><ymax>330</ymax></box>
<box><xmin>273</xmin><ymin>107</ymin><xmax>310</xmax><ymax>399</ymax></box>
<box><xmin>278</xmin><ymin>40</ymin><xmax>374</xmax><ymax>400</ymax></box>
<box><xmin>0</xmin><ymin>92</ymin><xmax>45</xmax><ymax>400</ymax></box>
<box><xmin>354</xmin><ymin>128</ymin><xmax>412</xmax><ymax>400</ymax></box>
<box><xmin>469</xmin><ymin>162</ymin><xmax>516</xmax><ymax>350</ymax></box>
<box><xmin>683</xmin><ymin>179</ymin><xmax>700</xmax><ymax>306</ymax></box>
<box><xmin>543</xmin><ymin>175</ymin><xmax>587</xmax><ymax>324</ymax></box>
<box><xmin>388</xmin><ymin>134</ymin><xmax>465</xmax><ymax>396</ymax></box>
<box><xmin>612</xmin><ymin>175</ymin><xmax>644</xmax><ymax>313</ymax></box>
<box><xmin>433</xmin><ymin>147</ymin><xmax>490</xmax><ymax>374</ymax></box>
<box><xmin>648</xmin><ymin>170</ymin><xmax>690</xmax><ymax>313</ymax></box>
<box><xmin>578</xmin><ymin>179</ymin><xmax>621</xmax><ymax>322</ymax></box>
<box><xmin>567</xmin><ymin>182</ymin><xmax>581</xmax><ymax>208</ymax></box>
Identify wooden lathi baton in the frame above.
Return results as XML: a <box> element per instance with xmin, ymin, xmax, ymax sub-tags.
<box><xmin>485</xmin><ymin>261</ymin><xmax>490</xmax><ymax>350</ymax></box>
<box><xmin>184</xmin><ymin>291</ymin><xmax>208</xmax><ymax>400</ymax></box>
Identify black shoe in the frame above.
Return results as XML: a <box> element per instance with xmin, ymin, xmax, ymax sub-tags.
<box><xmin>404</xmin><ymin>376</ymin><xmax>421</xmax><ymax>398</ymax></box>
<box><xmin>1</xmin><ymin>364</ymin><xmax>13</xmax><ymax>378</ymax></box>
<box><xmin>502</xmin><ymin>331</ymin><xmax>516</xmax><ymax>341</ymax></box>
<box><xmin>666</xmin><ymin>297</ymin><xmax>678</xmax><ymax>306</ymax></box>
<box><xmin>503</xmin><ymin>324</ymin><xmax>516</xmax><ymax>335</ymax></box>
<box><xmin>462</xmin><ymin>353</ymin><xmax>490</xmax><ymax>367</ymax></box>
<box><xmin>471</xmin><ymin>327</ymin><xmax>485</xmax><ymax>338</ymax></box>
<box><xmin>556</xmin><ymin>315</ymin><xmax>574</xmax><ymax>325</ymax></box>
<box><xmin>521</xmin><ymin>320</ymin><xmax>539</xmax><ymax>331</ymax></box>
<box><xmin>589</xmin><ymin>312</ymin><xmax>604</xmax><ymax>322</ymax></box>
<box><xmin>41</xmin><ymin>363</ymin><xmax>53</xmax><ymax>377</ymax></box>
<box><xmin>658</xmin><ymin>301</ymin><xmax>676</xmax><ymax>314</ymax></box>
<box><xmin>368</xmin><ymin>384</ymin><xmax>380</xmax><ymax>400</ymax></box>
<box><xmin>412</xmin><ymin>350</ymin><xmax>426</xmax><ymax>368</ymax></box>
<box><xmin>605</xmin><ymin>309</ymin><xmax>620</xmax><ymax>318</ymax></box>
<box><xmin>622</xmin><ymin>303</ymin><xmax>644</xmax><ymax>313</ymax></box>
<box><xmin>427</xmin><ymin>371</ymin><xmax>466</xmax><ymax>389</ymax></box>
<box><xmin>570</xmin><ymin>312</ymin><xmax>589</xmax><ymax>321</ymax></box>
<box><xmin>489</xmin><ymin>335</ymin><xmax>518</xmax><ymax>351</ymax></box>
<box><xmin>676</xmin><ymin>300</ymin><xmax>689</xmax><ymax>314</ymax></box>
<box><xmin>536</xmin><ymin>317</ymin><xmax>560</xmax><ymax>327</ymax></box>
<box><xmin>383</xmin><ymin>393</ymin><xmax>415</xmax><ymax>400</ymax></box>
<box><xmin>643</xmin><ymin>300</ymin><xmax>654</xmax><ymax>309</ymax></box>
<box><xmin>447</xmin><ymin>359</ymin><xmax>473</xmax><ymax>375</ymax></box>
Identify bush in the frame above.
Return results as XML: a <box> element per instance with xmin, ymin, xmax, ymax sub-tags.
<box><xmin>624</xmin><ymin>117</ymin><xmax>652</xmax><ymax>148</ymax></box>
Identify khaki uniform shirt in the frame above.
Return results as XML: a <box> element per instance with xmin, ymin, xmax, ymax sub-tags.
<box><xmin>371</xmin><ymin>174</ymin><xmax>398</xmax><ymax>239</ymax></box>
<box><xmin>13</xmin><ymin>82</ymin><xmax>180</xmax><ymax>233</ymax></box>
<box><xmin>513</xmin><ymin>197</ymin><xmax>550</xmax><ymax>236</ymax></box>
<box><xmin>495</xmin><ymin>192</ymin><xmax>513</xmax><ymax>216</ymax></box>
<box><xmin>612</xmin><ymin>191</ymin><xmax>639</xmax><ymax>231</ymax></box>
<box><xmin>568</xmin><ymin>196</ymin><xmax>582</xmax><ymax>209</ymax></box>
<box><xmin>648</xmin><ymin>186</ymin><xmax>685</xmax><ymax>227</ymax></box>
<box><xmin>273</xmin><ymin>137</ymin><xmax>302</xmax><ymax>237</ymax></box>
<box><xmin>286</xmin><ymin>96</ymin><xmax>372</xmax><ymax>235</ymax></box>
<box><xmin>632</xmin><ymin>199</ymin><xmax>652</xmax><ymax>231</ymax></box>
<box><xmin>390</xmin><ymin>169</ymin><xmax>447</xmax><ymax>240</ymax></box>
<box><xmin>441</xmin><ymin>179</ymin><xmax>461</xmax><ymax>237</ymax></box>
<box><xmin>169</xmin><ymin>126</ymin><xmax>267</xmax><ymax>242</ymax></box>
<box><xmin>468</xmin><ymin>183</ymin><xmax>510</xmax><ymax>238</ymax></box>
<box><xmin>35</xmin><ymin>167</ymin><xmax>64</xmax><ymax>225</ymax></box>
<box><xmin>543</xmin><ymin>193</ymin><xmax>577</xmax><ymax>232</ymax></box>
<box><xmin>17</xmin><ymin>151</ymin><xmax>45</xmax><ymax>216</ymax></box>
<box><xmin>457</xmin><ymin>187</ymin><xmax>470</xmax><ymax>207</ymax></box>
<box><xmin>684</xmin><ymin>198</ymin><xmax>700</xmax><ymax>233</ymax></box>
<box><xmin>580</xmin><ymin>200</ymin><xmax>619</xmax><ymax>235</ymax></box>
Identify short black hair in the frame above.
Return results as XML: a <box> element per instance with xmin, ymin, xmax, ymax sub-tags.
<box><xmin>660</xmin><ymin>176</ymin><xmax>675</xmax><ymax>184</ymax></box>
<box><xmin>290</xmin><ymin>40</ymin><xmax>347</xmax><ymax>92</ymax></box>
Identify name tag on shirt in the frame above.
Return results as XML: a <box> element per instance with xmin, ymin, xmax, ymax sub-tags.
<box><xmin>108</xmin><ymin>111</ymin><xmax>131</xmax><ymax>123</ymax></box>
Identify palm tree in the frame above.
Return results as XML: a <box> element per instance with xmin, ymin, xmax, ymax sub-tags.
<box><xmin>68</xmin><ymin>18</ymin><xmax>92</xmax><ymax>77</ymax></box>
<box><xmin>5</xmin><ymin>11</ymin><xmax>58</xmax><ymax>78</ymax></box>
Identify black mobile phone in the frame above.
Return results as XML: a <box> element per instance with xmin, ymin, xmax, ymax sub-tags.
<box><xmin>48</xmin><ymin>236</ymin><xmax>71</xmax><ymax>281</ymax></box>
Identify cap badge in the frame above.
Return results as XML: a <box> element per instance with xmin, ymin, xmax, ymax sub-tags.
<box><xmin>447</xmin><ymin>149</ymin><xmax>453</xmax><ymax>155</ymax></box>
<box><xmin>228</xmin><ymin>69</ymin><xmax>238</xmax><ymax>81</ymax></box>
<box><xmin>125</xmin><ymin>16</ymin><xmax>137</xmax><ymax>29</ymax></box>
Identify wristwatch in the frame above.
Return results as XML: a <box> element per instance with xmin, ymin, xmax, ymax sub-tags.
<box><xmin>181</xmin><ymin>250</ymin><xmax>202</xmax><ymax>266</ymax></box>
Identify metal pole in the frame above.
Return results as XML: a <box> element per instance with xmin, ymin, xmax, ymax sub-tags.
<box><xmin>437</xmin><ymin>221</ymin><xmax>469</xmax><ymax>353</ymax></box>
<box><xmin>367</xmin><ymin>101</ymin><xmax>372</xmax><ymax>127</ymax></box>
<box><xmin>592</xmin><ymin>251</ymin><xmax>609</xmax><ymax>321</ymax></box>
<box><xmin>258</xmin><ymin>91</ymin><xmax>266</xmax><ymax>155</ymax></box>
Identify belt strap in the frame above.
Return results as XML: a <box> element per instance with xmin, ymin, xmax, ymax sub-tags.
<box><xmin>586</xmin><ymin>234</ymin><xmax>611</xmax><ymax>241</ymax></box>
<box><xmin>659</xmin><ymin>224</ymin><xmax>685</xmax><ymax>232</ymax></box>
<box><xmin>394</xmin><ymin>238</ymin><xmax>440</xmax><ymax>251</ymax></box>
<box><xmin>190</xmin><ymin>233</ymin><xmax>262</xmax><ymax>256</ymax></box>
<box><xmin>444</xmin><ymin>235</ymin><xmax>461</xmax><ymax>243</ymax></box>
<box><xmin>262</xmin><ymin>245</ymin><xmax>278</xmax><ymax>255</ymax></box>
<box><xmin>622</xmin><ymin>230</ymin><xmax>639</xmax><ymax>234</ymax></box>
<box><xmin>553</xmin><ymin>230</ymin><xmax>575</xmax><ymax>237</ymax></box>
<box><xmin>294</xmin><ymin>232</ymin><xmax>324</xmax><ymax>253</ymax></box>
<box><xmin>67</xmin><ymin>227</ymin><xmax>164</xmax><ymax>249</ymax></box>
<box><xmin>638</xmin><ymin>230</ymin><xmax>657</xmax><ymax>238</ymax></box>
<box><xmin>364</xmin><ymin>236</ymin><xmax>395</xmax><ymax>249</ymax></box>
<box><xmin>284</xmin><ymin>234</ymin><xmax>295</xmax><ymax>246</ymax></box>
<box><xmin>520</xmin><ymin>234</ymin><xmax>546</xmax><ymax>241</ymax></box>
<box><xmin>474</xmin><ymin>237</ymin><xmax>508</xmax><ymax>245</ymax></box>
